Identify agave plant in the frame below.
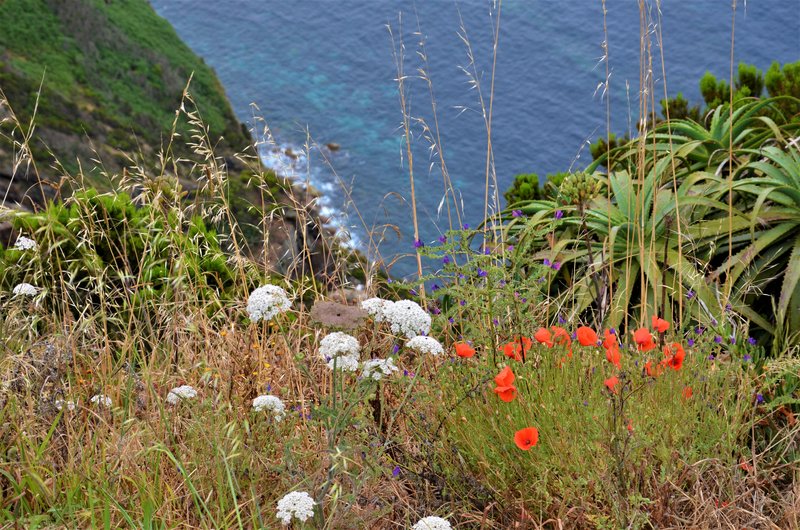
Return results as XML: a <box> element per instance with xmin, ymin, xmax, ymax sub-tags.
<box><xmin>501</xmin><ymin>96</ymin><xmax>800</xmax><ymax>351</ymax></box>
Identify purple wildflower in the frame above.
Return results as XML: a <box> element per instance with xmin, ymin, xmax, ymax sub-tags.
<box><xmin>448</xmin><ymin>317</ymin><xmax>455</xmax><ymax>324</ymax></box>
<box><xmin>392</xmin><ymin>344</ymin><xmax>400</xmax><ymax>354</ymax></box>
<box><xmin>463</xmin><ymin>223</ymin><xmax>469</xmax><ymax>230</ymax></box>
<box><xmin>483</xmin><ymin>247</ymin><xmax>491</xmax><ymax>255</ymax></box>
<box><xmin>431</xmin><ymin>307</ymin><xmax>441</xmax><ymax>315</ymax></box>
<box><xmin>477</xmin><ymin>268</ymin><xmax>488</xmax><ymax>278</ymax></box>
<box><xmin>695</xmin><ymin>326</ymin><xmax>705</xmax><ymax>335</ymax></box>
<box><xmin>552</xmin><ymin>262</ymin><xmax>561</xmax><ymax>271</ymax></box>
<box><xmin>756</xmin><ymin>393</ymin><xmax>764</xmax><ymax>404</ymax></box>
<box><xmin>438</xmin><ymin>235</ymin><xmax>447</xmax><ymax>244</ymax></box>
<box><xmin>748</xmin><ymin>337</ymin><xmax>756</xmax><ymax>345</ymax></box>
<box><xmin>743</xmin><ymin>354</ymin><xmax>752</xmax><ymax>362</ymax></box>
<box><xmin>431</xmin><ymin>284</ymin><xmax>440</xmax><ymax>292</ymax></box>
<box><xmin>714</xmin><ymin>336</ymin><xmax>722</xmax><ymax>344</ymax></box>
<box><xmin>686</xmin><ymin>290</ymin><xmax>695</xmax><ymax>300</ymax></box>
<box><xmin>687</xmin><ymin>338</ymin><xmax>695</xmax><ymax>347</ymax></box>
<box><xmin>729</xmin><ymin>336</ymin><xmax>736</xmax><ymax>344</ymax></box>
<box><xmin>512</xmin><ymin>209</ymin><xmax>523</xmax><ymax>218</ymax></box>
<box><xmin>414</xmin><ymin>239</ymin><xmax>424</xmax><ymax>249</ymax></box>
<box><xmin>558</xmin><ymin>314</ymin><xmax>566</xmax><ymax>324</ymax></box>
<box><xmin>492</xmin><ymin>318</ymin><xmax>499</xmax><ymax>326</ymax></box>
<box><xmin>555</xmin><ymin>210</ymin><xmax>564</xmax><ymax>220</ymax></box>
<box><xmin>459</xmin><ymin>300</ymin><xmax>466</xmax><ymax>306</ymax></box>
<box><xmin>543</xmin><ymin>258</ymin><xmax>551</xmax><ymax>267</ymax></box>
<box><xmin>443</xmin><ymin>255</ymin><xmax>451</xmax><ymax>265</ymax></box>
<box><xmin>499</xmin><ymin>279</ymin><xmax>507</xmax><ymax>287</ymax></box>
<box><xmin>410</xmin><ymin>289</ymin><xmax>418</xmax><ymax>296</ymax></box>
<box><xmin>392</xmin><ymin>466</ymin><xmax>400</xmax><ymax>478</ymax></box>
<box><xmin>537</xmin><ymin>277</ymin><xmax>546</xmax><ymax>284</ymax></box>
<box><xmin>507</xmin><ymin>245</ymin><xmax>514</xmax><ymax>251</ymax></box>
<box><xmin>708</xmin><ymin>354</ymin><xmax>715</xmax><ymax>361</ymax></box>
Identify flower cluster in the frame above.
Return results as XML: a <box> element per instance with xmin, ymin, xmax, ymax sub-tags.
<box><xmin>13</xmin><ymin>236</ymin><xmax>38</xmax><ymax>251</ymax></box>
<box><xmin>90</xmin><ymin>394</ymin><xmax>112</xmax><ymax>408</ymax></box>
<box><xmin>319</xmin><ymin>332</ymin><xmax>360</xmax><ymax>371</ymax></box>
<box><xmin>412</xmin><ymin>516</ymin><xmax>452</xmax><ymax>530</ymax></box>
<box><xmin>252</xmin><ymin>394</ymin><xmax>286</xmax><ymax>421</ymax></box>
<box><xmin>275</xmin><ymin>491</ymin><xmax>315</xmax><ymax>526</ymax></box>
<box><xmin>361</xmin><ymin>297</ymin><xmax>391</xmax><ymax>322</ymax></box>
<box><xmin>405</xmin><ymin>335</ymin><xmax>443</xmax><ymax>356</ymax></box>
<box><xmin>382</xmin><ymin>300</ymin><xmax>431</xmax><ymax>338</ymax></box>
<box><xmin>362</xmin><ymin>358</ymin><xmax>398</xmax><ymax>381</ymax></box>
<box><xmin>12</xmin><ymin>283</ymin><xmax>39</xmax><ymax>297</ymax></box>
<box><xmin>166</xmin><ymin>385</ymin><xmax>198</xmax><ymax>404</ymax></box>
<box><xmin>246</xmin><ymin>285</ymin><xmax>291</xmax><ymax>322</ymax></box>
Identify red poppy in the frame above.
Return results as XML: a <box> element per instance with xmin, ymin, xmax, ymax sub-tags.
<box><xmin>604</xmin><ymin>376</ymin><xmax>619</xmax><ymax>394</ymax></box>
<box><xmin>551</xmin><ymin>326</ymin><xmax>573</xmax><ymax>356</ymax></box>
<box><xmin>576</xmin><ymin>326</ymin><xmax>598</xmax><ymax>347</ymax></box>
<box><xmin>534</xmin><ymin>327</ymin><xmax>553</xmax><ymax>347</ymax></box>
<box><xmin>502</xmin><ymin>337</ymin><xmax>532</xmax><ymax>361</ymax></box>
<box><xmin>652</xmin><ymin>315</ymin><xmax>670</xmax><ymax>333</ymax></box>
<box><xmin>514</xmin><ymin>427</ymin><xmax>539</xmax><ymax>450</ymax></box>
<box><xmin>494</xmin><ymin>385</ymin><xmax>518</xmax><ymax>402</ymax></box>
<box><xmin>633</xmin><ymin>327</ymin><xmax>656</xmax><ymax>352</ymax></box>
<box><xmin>494</xmin><ymin>366</ymin><xmax>515</xmax><ymax>387</ymax></box>
<box><xmin>605</xmin><ymin>346</ymin><xmax>621</xmax><ymax>369</ymax></box>
<box><xmin>455</xmin><ymin>342</ymin><xmax>475</xmax><ymax>358</ymax></box>
<box><xmin>682</xmin><ymin>386</ymin><xmax>693</xmax><ymax>400</ymax></box>
<box><xmin>664</xmin><ymin>342</ymin><xmax>686</xmax><ymax>370</ymax></box>
<box><xmin>602</xmin><ymin>329</ymin><xmax>618</xmax><ymax>350</ymax></box>
<box><xmin>644</xmin><ymin>359</ymin><xmax>664</xmax><ymax>377</ymax></box>
<box><xmin>626</xmin><ymin>420</ymin><xmax>634</xmax><ymax>433</ymax></box>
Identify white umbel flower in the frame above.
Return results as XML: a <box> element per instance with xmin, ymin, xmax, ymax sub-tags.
<box><xmin>252</xmin><ymin>394</ymin><xmax>286</xmax><ymax>421</ymax></box>
<box><xmin>247</xmin><ymin>285</ymin><xmax>291</xmax><ymax>322</ymax></box>
<box><xmin>383</xmin><ymin>300</ymin><xmax>431</xmax><ymax>338</ymax></box>
<box><xmin>406</xmin><ymin>336</ymin><xmax>444</xmax><ymax>356</ymax></box>
<box><xmin>361</xmin><ymin>297</ymin><xmax>392</xmax><ymax>322</ymax></box>
<box><xmin>413</xmin><ymin>516</ymin><xmax>452</xmax><ymax>530</ymax></box>
<box><xmin>12</xmin><ymin>283</ymin><xmax>39</xmax><ymax>297</ymax></box>
<box><xmin>362</xmin><ymin>358</ymin><xmax>399</xmax><ymax>381</ymax></box>
<box><xmin>276</xmin><ymin>491</ymin><xmax>315</xmax><ymax>526</ymax></box>
<box><xmin>55</xmin><ymin>399</ymin><xmax>76</xmax><ymax>412</ymax></box>
<box><xmin>327</xmin><ymin>353</ymin><xmax>359</xmax><ymax>372</ymax></box>
<box><xmin>13</xmin><ymin>236</ymin><xmax>38</xmax><ymax>251</ymax></box>
<box><xmin>90</xmin><ymin>394</ymin><xmax>112</xmax><ymax>408</ymax></box>
<box><xmin>166</xmin><ymin>385</ymin><xmax>198</xmax><ymax>405</ymax></box>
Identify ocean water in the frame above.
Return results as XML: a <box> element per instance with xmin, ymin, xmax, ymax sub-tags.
<box><xmin>151</xmin><ymin>0</ymin><xmax>799</xmax><ymax>278</ymax></box>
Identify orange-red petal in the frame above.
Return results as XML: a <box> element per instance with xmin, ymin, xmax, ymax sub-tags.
<box><xmin>455</xmin><ymin>342</ymin><xmax>475</xmax><ymax>358</ymax></box>
<box><xmin>514</xmin><ymin>426</ymin><xmax>539</xmax><ymax>450</ymax></box>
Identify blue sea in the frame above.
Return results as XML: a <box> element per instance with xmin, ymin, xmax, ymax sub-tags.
<box><xmin>151</xmin><ymin>0</ymin><xmax>799</xmax><ymax>278</ymax></box>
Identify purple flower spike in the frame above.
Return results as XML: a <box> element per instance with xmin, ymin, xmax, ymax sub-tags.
<box><xmin>714</xmin><ymin>336</ymin><xmax>722</xmax><ymax>344</ymax></box>
<box><xmin>687</xmin><ymin>338</ymin><xmax>695</xmax><ymax>347</ymax></box>
<box><xmin>393</xmin><ymin>344</ymin><xmax>400</xmax><ymax>354</ymax></box>
<box><xmin>463</xmin><ymin>223</ymin><xmax>470</xmax><ymax>230</ymax></box>
<box><xmin>507</xmin><ymin>245</ymin><xmax>515</xmax><ymax>251</ymax></box>
<box><xmin>414</xmin><ymin>239</ymin><xmax>424</xmax><ymax>249</ymax></box>
<box><xmin>756</xmin><ymin>393</ymin><xmax>764</xmax><ymax>404</ymax></box>
<box><xmin>543</xmin><ymin>258</ymin><xmax>551</xmax><ymax>267</ymax></box>
<box><xmin>552</xmin><ymin>262</ymin><xmax>561</xmax><ymax>271</ymax></box>
<box><xmin>743</xmin><ymin>354</ymin><xmax>752</xmax><ymax>362</ymax></box>
<box><xmin>555</xmin><ymin>210</ymin><xmax>564</xmax><ymax>220</ymax></box>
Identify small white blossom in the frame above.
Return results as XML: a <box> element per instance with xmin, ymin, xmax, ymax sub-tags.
<box><xmin>327</xmin><ymin>353</ymin><xmax>360</xmax><ymax>372</ymax></box>
<box><xmin>55</xmin><ymin>399</ymin><xmax>76</xmax><ymax>412</ymax></box>
<box><xmin>166</xmin><ymin>385</ymin><xmax>198</xmax><ymax>405</ymax></box>
<box><xmin>13</xmin><ymin>236</ymin><xmax>38</xmax><ymax>251</ymax></box>
<box><xmin>12</xmin><ymin>283</ymin><xmax>39</xmax><ymax>297</ymax></box>
<box><xmin>252</xmin><ymin>394</ymin><xmax>285</xmax><ymax>421</ymax></box>
<box><xmin>361</xmin><ymin>297</ymin><xmax>392</xmax><ymax>322</ymax></box>
<box><xmin>90</xmin><ymin>394</ymin><xmax>112</xmax><ymax>408</ymax></box>
<box><xmin>413</xmin><ymin>516</ymin><xmax>452</xmax><ymax>530</ymax></box>
<box><xmin>383</xmin><ymin>300</ymin><xmax>431</xmax><ymax>338</ymax></box>
<box><xmin>362</xmin><ymin>358</ymin><xmax>399</xmax><ymax>381</ymax></box>
<box><xmin>276</xmin><ymin>491</ymin><xmax>315</xmax><ymax>526</ymax></box>
<box><xmin>246</xmin><ymin>285</ymin><xmax>291</xmax><ymax>322</ymax></box>
<box><xmin>406</xmin><ymin>336</ymin><xmax>443</xmax><ymax>356</ymax></box>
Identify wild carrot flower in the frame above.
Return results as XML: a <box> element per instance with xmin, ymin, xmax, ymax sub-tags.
<box><xmin>362</xmin><ymin>358</ymin><xmax>399</xmax><ymax>380</ymax></box>
<box><xmin>361</xmin><ymin>297</ymin><xmax>391</xmax><ymax>322</ymax></box>
<box><xmin>514</xmin><ymin>427</ymin><xmax>539</xmax><ymax>450</ymax></box>
<box><xmin>12</xmin><ymin>283</ymin><xmax>39</xmax><ymax>297</ymax></box>
<box><xmin>454</xmin><ymin>342</ymin><xmax>475</xmax><ymax>358</ymax></box>
<box><xmin>13</xmin><ymin>236</ymin><xmax>37</xmax><ymax>251</ymax></box>
<box><xmin>604</xmin><ymin>376</ymin><xmax>619</xmax><ymax>394</ymax></box>
<box><xmin>319</xmin><ymin>332</ymin><xmax>360</xmax><ymax>359</ymax></box>
<box><xmin>383</xmin><ymin>300</ymin><xmax>431</xmax><ymax>338</ymax></box>
<box><xmin>276</xmin><ymin>491</ymin><xmax>315</xmax><ymax>526</ymax></box>
<box><xmin>413</xmin><ymin>516</ymin><xmax>452</xmax><ymax>530</ymax></box>
<box><xmin>246</xmin><ymin>285</ymin><xmax>291</xmax><ymax>322</ymax></box>
<box><xmin>633</xmin><ymin>327</ymin><xmax>656</xmax><ymax>352</ymax></box>
<box><xmin>534</xmin><ymin>327</ymin><xmax>553</xmax><ymax>347</ymax></box>
<box><xmin>576</xmin><ymin>326</ymin><xmax>598</xmax><ymax>347</ymax></box>
<box><xmin>252</xmin><ymin>395</ymin><xmax>286</xmax><ymax>420</ymax></box>
<box><xmin>406</xmin><ymin>336</ymin><xmax>443</xmax><ymax>356</ymax></box>
<box><xmin>90</xmin><ymin>394</ymin><xmax>112</xmax><ymax>408</ymax></box>
<box><xmin>651</xmin><ymin>316</ymin><xmax>670</xmax><ymax>333</ymax></box>
<box><xmin>167</xmin><ymin>385</ymin><xmax>197</xmax><ymax>404</ymax></box>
